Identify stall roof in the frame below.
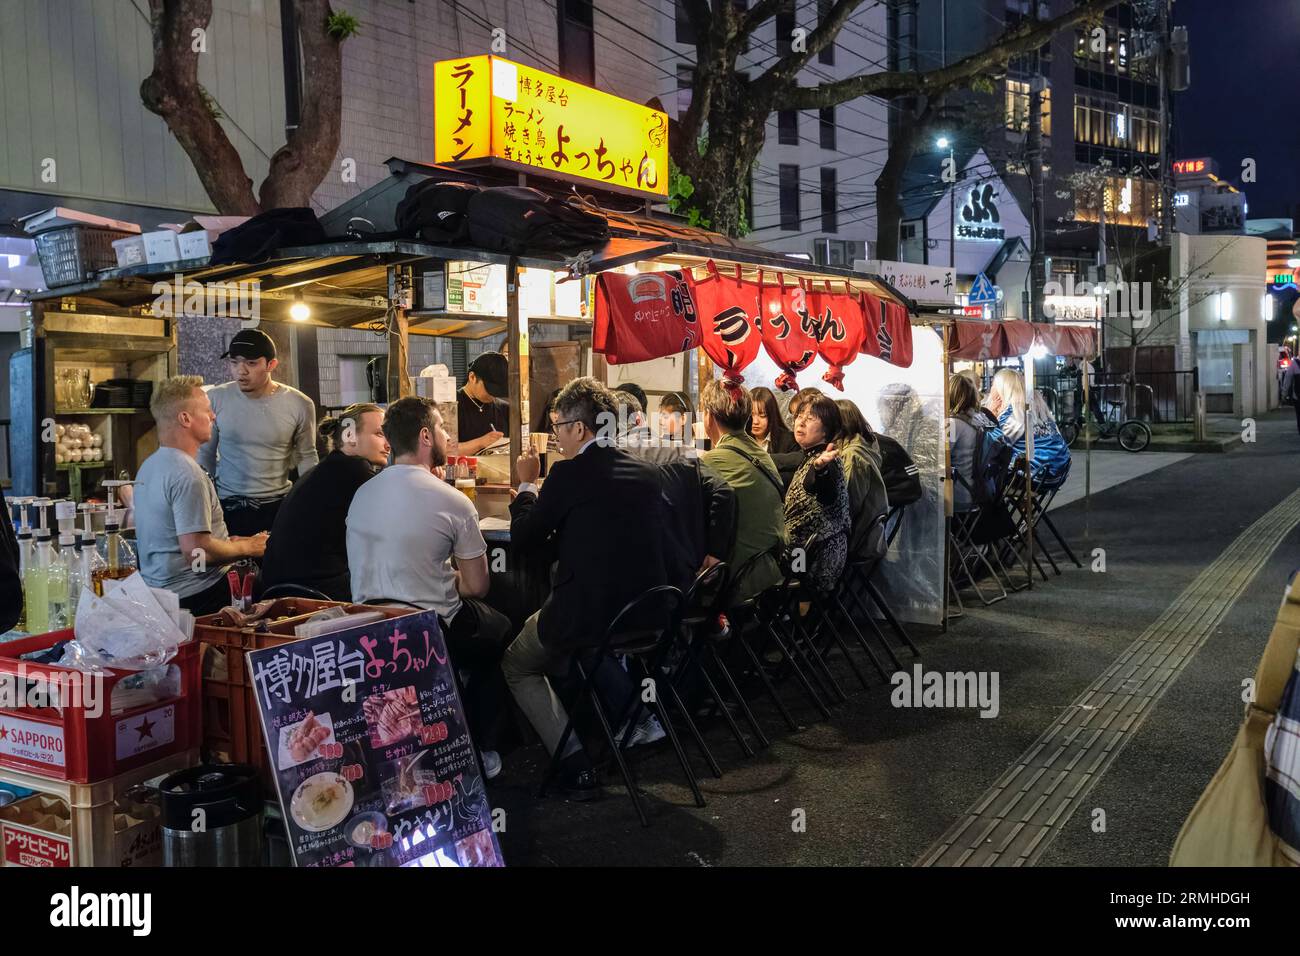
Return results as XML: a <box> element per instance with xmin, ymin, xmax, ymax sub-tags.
<box><xmin>27</xmin><ymin>163</ymin><xmax>914</xmax><ymax>334</ymax></box>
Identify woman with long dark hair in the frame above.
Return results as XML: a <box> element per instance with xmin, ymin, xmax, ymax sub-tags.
<box><xmin>749</xmin><ymin>386</ymin><xmax>798</xmax><ymax>454</ymax></box>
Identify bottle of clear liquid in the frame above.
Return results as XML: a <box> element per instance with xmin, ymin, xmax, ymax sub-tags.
<box><xmin>94</xmin><ymin>511</ymin><xmax>137</xmax><ymax>595</ymax></box>
<box><xmin>60</xmin><ymin>532</ymin><xmax>82</xmax><ymax>628</ymax></box>
<box><xmin>46</xmin><ymin>533</ymin><xmax>71</xmax><ymax>631</ymax></box>
<box><xmin>24</xmin><ymin>530</ymin><xmax>55</xmax><ymax>634</ymax></box>
<box><xmin>14</xmin><ymin>518</ymin><xmax>32</xmax><ymax>633</ymax></box>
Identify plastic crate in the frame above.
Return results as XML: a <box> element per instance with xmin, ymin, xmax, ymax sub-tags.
<box><xmin>0</xmin><ymin>630</ymin><xmax>201</xmax><ymax>784</ymax></box>
<box><xmin>196</xmin><ymin>600</ymin><xmax>418</xmax><ymax>794</ymax></box>
<box><xmin>34</xmin><ymin>226</ymin><xmax>136</xmax><ymax>287</ymax></box>
<box><xmin>0</xmin><ymin>749</ymin><xmax>193</xmax><ymax>867</ymax></box>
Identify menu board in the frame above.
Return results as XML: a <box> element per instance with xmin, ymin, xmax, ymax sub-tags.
<box><xmin>247</xmin><ymin>611</ymin><xmax>504</xmax><ymax>868</ymax></box>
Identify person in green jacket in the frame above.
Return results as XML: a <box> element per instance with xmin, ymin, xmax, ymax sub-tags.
<box><xmin>701</xmin><ymin>379</ymin><xmax>787</xmax><ymax>603</ymax></box>
<box><xmin>836</xmin><ymin>399</ymin><xmax>890</xmax><ymax>558</ymax></box>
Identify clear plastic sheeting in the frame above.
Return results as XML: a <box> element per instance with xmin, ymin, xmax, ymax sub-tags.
<box><xmin>59</xmin><ymin>572</ymin><xmax>189</xmax><ymax>672</ymax></box>
<box><xmin>742</xmin><ymin>326</ymin><xmax>947</xmax><ymax>625</ymax></box>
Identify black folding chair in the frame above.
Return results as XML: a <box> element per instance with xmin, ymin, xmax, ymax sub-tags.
<box><xmin>714</xmin><ymin>547</ymin><xmax>805</xmax><ymax>734</ymax></box>
<box><xmin>842</xmin><ymin>508</ymin><xmax>921</xmax><ymax>661</ymax></box>
<box><xmin>1031</xmin><ymin>475</ymin><xmax>1082</xmax><ymax>569</ymax></box>
<box><xmin>672</xmin><ymin>562</ymin><xmax>771</xmax><ymax>757</ymax></box>
<box><xmin>538</xmin><ymin>585</ymin><xmax>699</xmax><ymax>827</ymax></box>
<box><xmin>948</xmin><ymin>472</ymin><xmax>1009</xmax><ymax>607</ymax></box>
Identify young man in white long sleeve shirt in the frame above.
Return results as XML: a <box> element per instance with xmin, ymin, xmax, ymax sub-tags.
<box><xmin>197</xmin><ymin>328</ymin><xmax>318</xmax><ymax>536</ymax></box>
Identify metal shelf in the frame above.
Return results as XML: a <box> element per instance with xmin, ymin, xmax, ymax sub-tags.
<box><xmin>56</xmin><ymin>460</ymin><xmax>109</xmax><ymax>471</ymax></box>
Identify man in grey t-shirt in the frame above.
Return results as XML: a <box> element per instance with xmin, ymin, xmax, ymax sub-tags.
<box><xmin>135</xmin><ymin>376</ymin><xmax>268</xmax><ymax>615</ymax></box>
<box><xmin>197</xmin><ymin>328</ymin><xmax>318</xmax><ymax>536</ymax></box>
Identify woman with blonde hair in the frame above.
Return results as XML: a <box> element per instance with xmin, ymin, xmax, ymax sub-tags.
<box><xmin>984</xmin><ymin>368</ymin><xmax>1071</xmax><ymax>482</ymax></box>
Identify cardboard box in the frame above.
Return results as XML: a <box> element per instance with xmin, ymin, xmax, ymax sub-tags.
<box><xmin>177</xmin><ymin>230</ymin><xmax>217</xmax><ymax>261</ymax></box>
<box><xmin>142</xmin><ymin>230</ymin><xmax>181</xmax><ymax>265</ymax></box>
<box><xmin>112</xmin><ymin>235</ymin><xmax>147</xmax><ymax>268</ymax></box>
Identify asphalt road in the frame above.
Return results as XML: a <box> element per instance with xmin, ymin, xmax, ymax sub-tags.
<box><xmin>489</xmin><ymin>411</ymin><xmax>1300</xmax><ymax>867</ymax></box>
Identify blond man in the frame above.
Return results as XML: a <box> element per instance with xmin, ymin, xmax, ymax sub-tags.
<box><xmin>134</xmin><ymin>376</ymin><xmax>267</xmax><ymax>614</ymax></box>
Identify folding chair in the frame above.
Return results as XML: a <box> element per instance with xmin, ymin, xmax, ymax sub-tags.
<box><xmin>948</xmin><ymin>472</ymin><xmax>1009</xmax><ymax>607</ymax></box>
<box><xmin>672</xmin><ymin>562</ymin><xmax>772</xmax><ymax>756</ymax></box>
<box><xmin>842</xmin><ymin>507</ymin><xmax>921</xmax><ymax>661</ymax></box>
<box><xmin>1032</xmin><ymin>474</ymin><xmax>1083</xmax><ymax>569</ymax></box>
<box><xmin>714</xmin><ymin>547</ymin><xmax>805</xmax><ymax>734</ymax></box>
<box><xmin>538</xmin><ymin>585</ymin><xmax>700</xmax><ymax>827</ymax></box>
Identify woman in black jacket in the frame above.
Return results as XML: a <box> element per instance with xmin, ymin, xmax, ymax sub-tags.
<box><xmin>260</xmin><ymin>403</ymin><xmax>389</xmax><ymax>600</ymax></box>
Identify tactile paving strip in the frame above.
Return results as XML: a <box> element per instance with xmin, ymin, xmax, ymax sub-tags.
<box><xmin>917</xmin><ymin>486</ymin><xmax>1300</xmax><ymax>867</ymax></box>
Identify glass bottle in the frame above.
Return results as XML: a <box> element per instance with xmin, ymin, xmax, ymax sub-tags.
<box><xmin>94</xmin><ymin>512</ymin><xmax>137</xmax><ymax>595</ymax></box>
<box><xmin>24</xmin><ymin>530</ymin><xmax>54</xmax><ymax>634</ymax></box>
<box><xmin>80</xmin><ymin>531</ymin><xmax>106</xmax><ymax>605</ymax></box>
<box><xmin>14</xmin><ymin>520</ymin><xmax>32</xmax><ymax>633</ymax></box>
<box><xmin>61</xmin><ymin>533</ymin><xmax>83</xmax><ymax>628</ymax></box>
<box><xmin>46</xmin><ymin>533</ymin><xmax>71</xmax><ymax>631</ymax></box>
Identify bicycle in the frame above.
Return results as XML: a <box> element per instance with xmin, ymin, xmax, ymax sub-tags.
<box><xmin>1059</xmin><ymin>398</ymin><xmax>1152</xmax><ymax>453</ymax></box>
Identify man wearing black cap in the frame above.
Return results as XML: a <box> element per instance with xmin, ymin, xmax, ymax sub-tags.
<box><xmin>197</xmin><ymin>328</ymin><xmax>319</xmax><ymax>536</ymax></box>
<box><xmin>457</xmin><ymin>351</ymin><xmax>512</xmax><ymax>456</ymax></box>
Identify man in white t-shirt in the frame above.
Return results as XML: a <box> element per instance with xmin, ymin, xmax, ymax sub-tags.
<box><xmin>346</xmin><ymin>397</ymin><xmax>512</xmax><ymax>777</ymax></box>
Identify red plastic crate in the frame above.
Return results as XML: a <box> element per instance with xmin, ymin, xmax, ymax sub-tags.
<box><xmin>0</xmin><ymin>630</ymin><xmax>201</xmax><ymax>784</ymax></box>
<box><xmin>196</xmin><ymin>601</ymin><xmax>418</xmax><ymax>794</ymax></box>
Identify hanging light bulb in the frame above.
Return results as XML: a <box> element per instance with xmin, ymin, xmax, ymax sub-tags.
<box><xmin>289</xmin><ymin>289</ymin><xmax>311</xmax><ymax>322</ymax></box>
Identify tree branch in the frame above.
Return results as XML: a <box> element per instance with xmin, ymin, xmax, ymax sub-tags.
<box><xmin>739</xmin><ymin>0</ymin><xmax>788</xmax><ymax>37</ymax></box>
<box><xmin>774</xmin><ymin>0</ymin><xmax>1122</xmax><ymax>110</ymax></box>
<box><xmin>755</xmin><ymin>0</ymin><xmax>868</xmax><ymax>98</ymax></box>
<box><xmin>140</xmin><ymin>0</ymin><xmax>259</xmax><ymax>214</ymax></box>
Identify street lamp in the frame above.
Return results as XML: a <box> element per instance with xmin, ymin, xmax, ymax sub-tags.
<box><xmin>937</xmin><ymin>136</ymin><xmax>955</xmax><ymax>272</ymax></box>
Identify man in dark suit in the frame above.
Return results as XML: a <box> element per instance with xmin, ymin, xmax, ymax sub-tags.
<box><xmin>503</xmin><ymin>377</ymin><xmax>669</xmax><ymax>799</ymax></box>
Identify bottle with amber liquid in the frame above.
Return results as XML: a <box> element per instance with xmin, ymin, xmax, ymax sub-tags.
<box><xmin>93</xmin><ymin>512</ymin><xmax>137</xmax><ymax>595</ymax></box>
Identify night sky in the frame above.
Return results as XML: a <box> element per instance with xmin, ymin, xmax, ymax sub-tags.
<box><xmin>1174</xmin><ymin>0</ymin><xmax>1300</xmax><ymax>220</ymax></box>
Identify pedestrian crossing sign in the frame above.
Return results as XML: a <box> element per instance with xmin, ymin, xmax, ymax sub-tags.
<box><xmin>968</xmin><ymin>273</ymin><xmax>998</xmax><ymax>305</ymax></box>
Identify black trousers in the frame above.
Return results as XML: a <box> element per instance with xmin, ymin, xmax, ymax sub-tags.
<box><xmin>220</xmin><ymin>496</ymin><xmax>284</xmax><ymax>537</ymax></box>
<box><xmin>1293</xmin><ymin>399</ymin><xmax>1300</xmax><ymax>435</ymax></box>
<box><xmin>443</xmin><ymin>597</ymin><xmax>514</xmax><ymax>752</ymax></box>
<box><xmin>179</xmin><ymin>573</ymin><xmax>237</xmax><ymax>617</ymax></box>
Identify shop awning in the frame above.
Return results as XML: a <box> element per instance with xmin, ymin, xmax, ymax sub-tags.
<box><xmin>947</xmin><ymin>318</ymin><xmax>1097</xmax><ymax>360</ymax></box>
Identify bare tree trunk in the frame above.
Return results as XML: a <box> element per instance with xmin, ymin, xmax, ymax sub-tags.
<box><xmin>141</xmin><ymin>0</ymin><xmax>259</xmax><ymax>214</ymax></box>
<box><xmin>142</xmin><ymin>0</ymin><xmax>346</xmax><ymax>215</ymax></box>
<box><xmin>259</xmin><ymin>0</ymin><xmax>343</xmax><ymax>209</ymax></box>
<box><xmin>874</xmin><ymin>100</ymin><xmax>935</xmax><ymax>261</ymax></box>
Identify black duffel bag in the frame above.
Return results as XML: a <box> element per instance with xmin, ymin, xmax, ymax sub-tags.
<box><xmin>395</xmin><ymin>179</ymin><xmax>480</xmax><ymax>243</ymax></box>
<box><xmin>209</xmin><ymin>208</ymin><xmax>327</xmax><ymax>265</ymax></box>
<box><xmin>467</xmin><ymin>186</ymin><xmax>608</xmax><ymax>254</ymax></box>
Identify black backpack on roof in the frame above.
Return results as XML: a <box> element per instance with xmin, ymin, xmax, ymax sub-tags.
<box><xmin>875</xmin><ymin>433</ymin><xmax>923</xmax><ymax>507</ymax></box>
<box><xmin>394</xmin><ymin>179</ymin><xmax>480</xmax><ymax>243</ymax></box>
<box><xmin>466</xmin><ymin>186</ymin><xmax>609</xmax><ymax>254</ymax></box>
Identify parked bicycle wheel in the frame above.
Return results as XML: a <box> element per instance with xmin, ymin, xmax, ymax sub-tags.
<box><xmin>1117</xmin><ymin>420</ymin><xmax>1152</xmax><ymax>453</ymax></box>
<box><xmin>1061</xmin><ymin>421</ymin><xmax>1080</xmax><ymax>448</ymax></box>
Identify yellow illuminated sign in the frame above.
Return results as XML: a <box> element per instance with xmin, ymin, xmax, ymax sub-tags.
<box><xmin>434</xmin><ymin>55</ymin><xmax>668</xmax><ymax>199</ymax></box>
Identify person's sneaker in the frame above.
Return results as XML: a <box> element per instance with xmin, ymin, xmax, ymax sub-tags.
<box><xmin>560</xmin><ymin>768</ymin><xmax>602</xmax><ymax>801</ymax></box>
<box><xmin>481</xmin><ymin>750</ymin><xmax>502</xmax><ymax>780</ymax></box>
<box><xmin>615</xmin><ymin>714</ymin><xmax>667</xmax><ymax>749</ymax></box>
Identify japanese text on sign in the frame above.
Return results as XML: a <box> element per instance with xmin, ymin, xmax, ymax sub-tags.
<box><xmin>434</xmin><ymin>55</ymin><xmax>669</xmax><ymax>199</ymax></box>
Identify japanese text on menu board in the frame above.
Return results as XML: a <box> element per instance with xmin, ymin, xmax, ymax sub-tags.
<box><xmin>434</xmin><ymin>55</ymin><xmax>669</xmax><ymax>199</ymax></box>
<box><xmin>248</xmin><ymin>611</ymin><xmax>503</xmax><ymax>868</ymax></box>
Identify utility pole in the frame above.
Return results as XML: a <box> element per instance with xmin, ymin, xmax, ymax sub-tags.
<box><xmin>1028</xmin><ymin>75</ymin><xmax>1046</xmax><ymax>323</ymax></box>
